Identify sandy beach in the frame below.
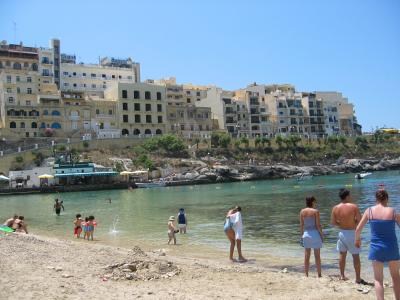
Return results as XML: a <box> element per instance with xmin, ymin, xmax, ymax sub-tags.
<box><xmin>0</xmin><ymin>233</ymin><xmax>383</xmax><ymax>300</ymax></box>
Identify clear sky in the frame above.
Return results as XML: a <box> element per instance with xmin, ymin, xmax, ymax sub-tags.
<box><xmin>1</xmin><ymin>0</ymin><xmax>399</xmax><ymax>130</ymax></box>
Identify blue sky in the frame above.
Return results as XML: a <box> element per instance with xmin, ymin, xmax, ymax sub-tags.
<box><xmin>1</xmin><ymin>0</ymin><xmax>399</xmax><ymax>130</ymax></box>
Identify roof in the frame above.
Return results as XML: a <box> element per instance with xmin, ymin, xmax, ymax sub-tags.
<box><xmin>55</xmin><ymin>171</ymin><xmax>118</xmax><ymax>177</ymax></box>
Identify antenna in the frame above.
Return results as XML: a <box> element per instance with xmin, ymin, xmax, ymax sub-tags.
<box><xmin>13</xmin><ymin>21</ymin><xmax>17</xmax><ymax>43</ymax></box>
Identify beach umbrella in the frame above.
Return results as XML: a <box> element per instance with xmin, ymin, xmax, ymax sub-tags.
<box><xmin>38</xmin><ymin>174</ymin><xmax>54</xmax><ymax>179</ymax></box>
<box><xmin>120</xmin><ymin>171</ymin><xmax>135</xmax><ymax>176</ymax></box>
<box><xmin>0</xmin><ymin>175</ymin><xmax>10</xmax><ymax>181</ymax></box>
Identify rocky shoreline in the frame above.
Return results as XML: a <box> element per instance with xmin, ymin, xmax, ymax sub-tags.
<box><xmin>167</xmin><ymin>157</ymin><xmax>400</xmax><ymax>184</ymax></box>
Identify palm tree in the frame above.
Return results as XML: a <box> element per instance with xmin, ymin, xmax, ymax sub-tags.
<box><xmin>194</xmin><ymin>137</ymin><xmax>200</xmax><ymax>149</ymax></box>
<box><xmin>240</xmin><ymin>136</ymin><xmax>249</xmax><ymax>148</ymax></box>
<box><xmin>255</xmin><ymin>136</ymin><xmax>262</xmax><ymax>148</ymax></box>
<box><xmin>275</xmin><ymin>136</ymin><xmax>284</xmax><ymax>148</ymax></box>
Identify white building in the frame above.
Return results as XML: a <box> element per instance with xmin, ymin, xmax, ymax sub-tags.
<box><xmin>9</xmin><ymin>166</ymin><xmax>54</xmax><ymax>188</ymax></box>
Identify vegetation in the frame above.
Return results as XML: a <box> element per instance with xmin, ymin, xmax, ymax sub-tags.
<box><xmin>142</xmin><ymin>134</ymin><xmax>187</xmax><ymax>157</ymax></box>
<box><xmin>83</xmin><ymin>141</ymin><xmax>89</xmax><ymax>149</ymax></box>
<box><xmin>132</xmin><ymin>154</ymin><xmax>155</xmax><ymax>171</ymax></box>
<box><xmin>32</xmin><ymin>151</ymin><xmax>45</xmax><ymax>167</ymax></box>
<box><xmin>15</xmin><ymin>156</ymin><xmax>24</xmax><ymax>163</ymax></box>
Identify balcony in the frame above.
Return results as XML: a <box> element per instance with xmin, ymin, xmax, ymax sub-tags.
<box><xmin>69</xmin><ymin>115</ymin><xmax>80</xmax><ymax>121</ymax></box>
<box><xmin>41</xmin><ymin>60</ymin><xmax>53</xmax><ymax>65</ymax></box>
<box><xmin>41</xmin><ymin>72</ymin><xmax>54</xmax><ymax>77</ymax></box>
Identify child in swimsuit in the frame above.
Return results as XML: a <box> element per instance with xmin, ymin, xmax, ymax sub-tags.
<box><xmin>82</xmin><ymin>217</ymin><xmax>89</xmax><ymax>240</ymax></box>
<box><xmin>73</xmin><ymin>214</ymin><xmax>83</xmax><ymax>239</ymax></box>
<box><xmin>167</xmin><ymin>216</ymin><xmax>177</xmax><ymax>245</ymax></box>
<box><xmin>86</xmin><ymin>216</ymin><xmax>95</xmax><ymax>241</ymax></box>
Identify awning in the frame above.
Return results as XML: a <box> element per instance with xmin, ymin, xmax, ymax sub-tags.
<box><xmin>38</xmin><ymin>174</ymin><xmax>54</xmax><ymax>179</ymax></box>
<box><xmin>55</xmin><ymin>171</ymin><xmax>118</xmax><ymax>177</ymax></box>
<box><xmin>0</xmin><ymin>175</ymin><xmax>10</xmax><ymax>181</ymax></box>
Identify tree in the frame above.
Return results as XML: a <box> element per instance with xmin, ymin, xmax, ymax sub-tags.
<box><xmin>211</xmin><ymin>132</ymin><xmax>220</xmax><ymax>148</ymax></box>
<box><xmin>261</xmin><ymin>136</ymin><xmax>271</xmax><ymax>147</ymax></box>
<box><xmin>70</xmin><ymin>148</ymin><xmax>80</xmax><ymax>163</ymax></box>
<box><xmin>219</xmin><ymin>133</ymin><xmax>231</xmax><ymax>148</ymax></box>
<box><xmin>288</xmin><ymin>135</ymin><xmax>301</xmax><ymax>148</ymax></box>
<box><xmin>240</xmin><ymin>136</ymin><xmax>249</xmax><ymax>148</ymax></box>
<box><xmin>355</xmin><ymin>136</ymin><xmax>369</xmax><ymax>151</ymax></box>
<box><xmin>15</xmin><ymin>156</ymin><xmax>24</xmax><ymax>164</ymax></box>
<box><xmin>83</xmin><ymin>141</ymin><xmax>89</xmax><ymax>149</ymax></box>
<box><xmin>338</xmin><ymin>135</ymin><xmax>347</xmax><ymax>147</ymax></box>
<box><xmin>254</xmin><ymin>136</ymin><xmax>262</xmax><ymax>148</ymax></box>
<box><xmin>115</xmin><ymin>162</ymin><xmax>124</xmax><ymax>172</ymax></box>
<box><xmin>194</xmin><ymin>137</ymin><xmax>200</xmax><ymax>149</ymax></box>
<box><xmin>32</xmin><ymin>151</ymin><xmax>45</xmax><ymax>167</ymax></box>
<box><xmin>327</xmin><ymin>136</ymin><xmax>339</xmax><ymax>149</ymax></box>
<box><xmin>133</xmin><ymin>154</ymin><xmax>155</xmax><ymax>171</ymax></box>
<box><xmin>275</xmin><ymin>136</ymin><xmax>284</xmax><ymax>148</ymax></box>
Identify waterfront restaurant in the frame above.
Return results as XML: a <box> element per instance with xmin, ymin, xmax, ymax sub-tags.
<box><xmin>54</xmin><ymin>162</ymin><xmax>118</xmax><ymax>185</ymax></box>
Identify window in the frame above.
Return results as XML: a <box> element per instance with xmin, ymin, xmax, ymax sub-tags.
<box><xmin>134</xmin><ymin>103</ymin><xmax>140</xmax><ymax>111</ymax></box>
<box><xmin>112</xmin><ymin>75</ymin><xmax>116</xmax><ymax>79</ymax></box>
<box><xmin>108</xmin><ymin>109</ymin><xmax>113</xmax><ymax>115</ymax></box>
<box><xmin>146</xmin><ymin>115</ymin><xmax>152</xmax><ymax>123</ymax></box>
<box><xmin>187</xmin><ymin>98</ymin><xmax>190</xmax><ymax>103</ymax></box>
<box><xmin>122</xmin><ymin>103</ymin><xmax>128</xmax><ymax>111</ymax></box>
<box><xmin>63</xmin><ymin>71</ymin><xmax>68</xmax><ymax>76</ymax></box>
<box><xmin>157</xmin><ymin>92</ymin><xmax>162</xmax><ymax>100</ymax></box>
<box><xmin>27</xmin><ymin>88</ymin><xmax>32</xmax><ymax>94</ymax></box>
<box><xmin>13</xmin><ymin>62</ymin><xmax>21</xmax><ymax>70</ymax></box>
<box><xmin>118</xmin><ymin>75</ymin><xmax>122</xmax><ymax>79</ymax></box>
<box><xmin>102</xmin><ymin>84</ymin><xmax>106</xmax><ymax>89</ymax></box>
<box><xmin>20</xmin><ymin>122</ymin><xmax>25</xmax><ymax>128</ymax></box>
<box><xmin>123</xmin><ymin>115</ymin><xmax>128</xmax><ymax>123</ymax></box>
<box><xmin>10</xmin><ymin>122</ymin><xmax>16</xmax><ymax>128</ymax></box>
<box><xmin>17</xmin><ymin>87</ymin><xmax>20</xmax><ymax>93</ymax></box>
<box><xmin>102</xmin><ymin>74</ymin><xmax>106</xmax><ymax>78</ymax></box>
<box><xmin>158</xmin><ymin>116</ymin><xmax>163</xmax><ymax>123</ymax></box>
<box><xmin>26</xmin><ymin>101</ymin><xmax>31</xmax><ymax>106</ymax></box>
<box><xmin>82</xmin><ymin>72</ymin><xmax>86</xmax><ymax>77</ymax></box>
<box><xmin>51</xmin><ymin>122</ymin><xmax>62</xmax><ymax>129</ymax></box>
<box><xmin>180</xmin><ymin>124</ymin><xmax>185</xmax><ymax>130</ymax></box>
<box><xmin>122</xmin><ymin>90</ymin><xmax>128</xmax><ymax>99</ymax></box>
<box><xmin>73</xmin><ymin>83</ymin><xmax>77</xmax><ymax>87</ymax></box>
<box><xmin>135</xmin><ymin>115</ymin><xmax>141</xmax><ymax>123</ymax></box>
<box><xmin>51</xmin><ymin>110</ymin><xmax>61</xmax><ymax>116</ymax></box>
<box><xmin>16</xmin><ymin>76</ymin><xmax>20</xmax><ymax>82</ymax></box>
<box><xmin>145</xmin><ymin>91</ymin><xmax>151</xmax><ymax>100</ymax></box>
<box><xmin>145</xmin><ymin>129</ymin><xmax>151</xmax><ymax>135</ymax></box>
<box><xmin>134</xmin><ymin>90</ymin><xmax>140</xmax><ymax>99</ymax></box>
<box><xmin>91</xmin><ymin>84</ymin><xmax>96</xmax><ymax>88</ymax></box>
<box><xmin>122</xmin><ymin>129</ymin><xmax>129</xmax><ymax>136</ymax></box>
<box><xmin>127</xmin><ymin>76</ymin><xmax>132</xmax><ymax>80</ymax></box>
<box><xmin>91</xmin><ymin>73</ymin><xmax>96</xmax><ymax>78</ymax></box>
<box><xmin>145</xmin><ymin>104</ymin><xmax>151</xmax><ymax>111</ymax></box>
<box><xmin>6</xmin><ymin>88</ymin><xmax>12</xmax><ymax>93</ymax></box>
<box><xmin>7</xmin><ymin>76</ymin><xmax>11</xmax><ymax>83</ymax></box>
<box><xmin>8</xmin><ymin>97</ymin><xmax>14</xmax><ymax>103</ymax></box>
<box><xmin>43</xmin><ymin>110</ymin><xmax>48</xmax><ymax>115</ymax></box>
<box><xmin>27</xmin><ymin>77</ymin><xmax>32</xmax><ymax>82</ymax></box>
<box><xmin>24</xmin><ymin>62</ymin><xmax>29</xmax><ymax>68</ymax></box>
<box><xmin>64</xmin><ymin>83</ymin><xmax>69</xmax><ymax>87</ymax></box>
<box><xmin>95</xmin><ymin>109</ymin><xmax>100</xmax><ymax>114</ymax></box>
<box><xmin>31</xmin><ymin>122</ymin><xmax>37</xmax><ymax>128</ymax></box>
<box><xmin>6</xmin><ymin>61</ymin><xmax>10</xmax><ymax>67</ymax></box>
<box><xmin>196</xmin><ymin>91</ymin><xmax>200</xmax><ymax>97</ymax></box>
<box><xmin>157</xmin><ymin>104</ymin><xmax>162</xmax><ymax>112</ymax></box>
<box><xmin>72</xmin><ymin>72</ymin><xmax>76</xmax><ymax>76</ymax></box>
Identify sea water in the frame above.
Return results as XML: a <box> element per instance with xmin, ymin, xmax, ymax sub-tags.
<box><xmin>0</xmin><ymin>170</ymin><xmax>399</xmax><ymax>264</ymax></box>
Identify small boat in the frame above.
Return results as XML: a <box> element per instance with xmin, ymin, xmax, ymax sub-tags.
<box><xmin>355</xmin><ymin>172</ymin><xmax>372</xmax><ymax>179</ymax></box>
<box><xmin>296</xmin><ymin>173</ymin><xmax>313</xmax><ymax>181</ymax></box>
<box><xmin>135</xmin><ymin>181</ymin><xmax>166</xmax><ymax>188</ymax></box>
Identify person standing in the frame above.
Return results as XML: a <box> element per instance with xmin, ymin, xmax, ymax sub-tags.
<box><xmin>331</xmin><ymin>188</ymin><xmax>366</xmax><ymax>284</ymax></box>
<box><xmin>177</xmin><ymin>208</ymin><xmax>188</xmax><ymax>234</ymax></box>
<box><xmin>300</xmin><ymin>196</ymin><xmax>323</xmax><ymax>277</ymax></box>
<box><xmin>54</xmin><ymin>198</ymin><xmax>64</xmax><ymax>216</ymax></box>
<box><xmin>167</xmin><ymin>216</ymin><xmax>177</xmax><ymax>245</ymax></box>
<box><xmin>355</xmin><ymin>190</ymin><xmax>400</xmax><ymax>300</ymax></box>
<box><xmin>224</xmin><ymin>206</ymin><xmax>246</xmax><ymax>262</ymax></box>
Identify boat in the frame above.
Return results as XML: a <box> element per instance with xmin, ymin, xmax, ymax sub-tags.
<box><xmin>295</xmin><ymin>173</ymin><xmax>313</xmax><ymax>181</ymax></box>
<box><xmin>355</xmin><ymin>172</ymin><xmax>372</xmax><ymax>179</ymax></box>
<box><xmin>135</xmin><ymin>180</ymin><xmax>166</xmax><ymax>188</ymax></box>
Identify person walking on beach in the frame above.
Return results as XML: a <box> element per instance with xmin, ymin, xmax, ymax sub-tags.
<box><xmin>54</xmin><ymin>199</ymin><xmax>64</xmax><ymax>216</ymax></box>
<box><xmin>224</xmin><ymin>206</ymin><xmax>246</xmax><ymax>262</ymax></box>
<box><xmin>355</xmin><ymin>190</ymin><xmax>400</xmax><ymax>300</ymax></box>
<box><xmin>167</xmin><ymin>216</ymin><xmax>177</xmax><ymax>245</ymax></box>
<box><xmin>300</xmin><ymin>196</ymin><xmax>323</xmax><ymax>277</ymax></box>
<box><xmin>177</xmin><ymin>208</ymin><xmax>187</xmax><ymax>234</ymax></box>
<box><xmin>331</xmin><ymin>188</ymin><xmax>366</xmax><ymax>284</ymax></box>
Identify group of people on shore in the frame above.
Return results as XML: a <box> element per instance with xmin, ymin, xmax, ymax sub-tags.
<box><xmin>73</xmin><ymin>214</ymin><xmax>96</xmax><ymax>241</ymax></box>
<box><xmin>223</xmin><ymin>188</ymin><xmax>399</xmax><ymax>299</ymax></box>
<box><xmin>1</xmin><ymin>215</ymin><xmax>28</xmax><ymax>234</ymax></box>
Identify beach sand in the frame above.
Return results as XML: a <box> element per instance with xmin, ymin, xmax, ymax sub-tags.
<box><xmin>0</xmin><ymin>233</ymin><xmax>381</xmax><ymax>299</ymax></box>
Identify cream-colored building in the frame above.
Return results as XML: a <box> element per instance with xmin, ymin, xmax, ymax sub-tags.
<box><xmin>147</xmin><ymin>77</ymin><xmax>212</xmax><ymax>138</ymax></box>
<box><xmin>104</xmin><ymin>82</ymin><xmax>166</xmax><ymax>137</ymax></box>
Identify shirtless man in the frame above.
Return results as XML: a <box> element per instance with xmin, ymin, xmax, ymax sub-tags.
<box><xmin>54</xmin><ymin>199</ymin><xmax>64</xmax><ymax>216</ymax></box>
<box><xmin>331</xmin><ymin>188</ymin><xmax>366</xmax><ymax>284</ymax></box>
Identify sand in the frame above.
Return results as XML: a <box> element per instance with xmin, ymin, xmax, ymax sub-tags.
<box><xmin>0</xmin><ymin>233</ymin><xmax>384</xmax><ymax>299</ymax></box>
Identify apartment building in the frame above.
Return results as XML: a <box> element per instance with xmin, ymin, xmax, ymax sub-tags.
<box><xmin>104</xmin><ymin>82</ymin><xmax>166</xmax><ymax>137</ymax></box>
<box><xmin>148</xmin><ymin>77</ymin><xmax>212</xmax><ymax>138</ymax></box>
<box><xmin>316</xmin><ymin>92</ymin><xmax>361</xmax><ymax>136</ymax></box>
<box><xmin>60</xmin><ymin>57</ymin><xmax>140</xmax><ymax>97</ymax></box>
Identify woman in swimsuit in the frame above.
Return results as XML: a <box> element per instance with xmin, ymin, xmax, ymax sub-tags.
<box><xmin>300</xmin><ymin>196</ymin><xmax>323</xmax><ymax>277</ymax></box>
<box><xmin>224</xmin><ymin>207</ymin><xmax>238</xmax><ymax>262</ymax></box>
<box><xmin>355</xmin><ymin>190</ymin><xmax>400</xmax><ymax>300</ymax></box>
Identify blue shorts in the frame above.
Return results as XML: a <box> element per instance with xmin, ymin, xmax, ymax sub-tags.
<box><xmin>337</xmin><ymin>229</ymin><xmax>360</xmax><ymax>255</ymax></box>
<box><xmin>302</xmin><ymin>229</ymin><xmax>322</xmax><ymax>249</ymax></box>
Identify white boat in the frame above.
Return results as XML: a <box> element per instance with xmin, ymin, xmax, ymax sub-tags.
<box><xmin>295</xmin><ymin>173</ymin><xmax>313</xmax><ymax>181</ymax></box>
<box><xmin>135</xmin><ymin>181</ymin><xmax>166</xmax><ymax>188</ymax></box>
<box><xmin>355</xmin><ymin>172</ymin><xmax>372</xmax><ymax>179</ymax></box>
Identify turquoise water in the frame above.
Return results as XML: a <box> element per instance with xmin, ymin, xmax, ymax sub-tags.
<box><xmin>1</xmin><ymin>170</ymin><xmax>399</xmax><ymax>262</ymax></box>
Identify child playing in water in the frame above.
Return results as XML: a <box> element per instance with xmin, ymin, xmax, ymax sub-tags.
<box><xmin>167</xmin><ymin>216</ymin><xmax>177</xmax><ymax>245</ymax></box>
<box><xmin>73</xmin><ymin>214</ymin><xmax>83</xmax><ymax>239</ymax></box>
<box><xmin>86</xmin><ymin>216</ymin><xmax>96</xmax><ymax>241</ymax></box>
<box><xmin>82</xmin><ymin>217</ymin><xmax>89</xmax><ymax>240</ymax></box>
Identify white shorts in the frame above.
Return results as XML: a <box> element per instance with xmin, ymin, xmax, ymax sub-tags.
<box><xmin>337</xmin><ymin>229</ymin><xmax>360</xmax><ymax>255</ymax></box>
<box><xmin>235</xmin><ymin>229</ymin><xmax>242</xmax><ymax>240</ymax></box>
<box><xmin>178</xmin><ymin>224</ymin><xmax>186</xmax><ymax>229</ymax></box>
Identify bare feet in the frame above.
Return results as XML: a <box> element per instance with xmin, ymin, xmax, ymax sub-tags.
<box><xmin>238</xmin><ymin>257</ymin><xmax>247</xmax><ymax>263</ymax></box>
<box><xmin>340</xmin><ymin>276</ymin><xmax>349</xmax><ymax>281</ymax></box>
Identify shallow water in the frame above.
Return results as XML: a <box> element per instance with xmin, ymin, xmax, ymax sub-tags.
<box><xmin>1</xmin><ymin>170</ymin><xmax>399</xmax><ymax>263</ymax></box>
